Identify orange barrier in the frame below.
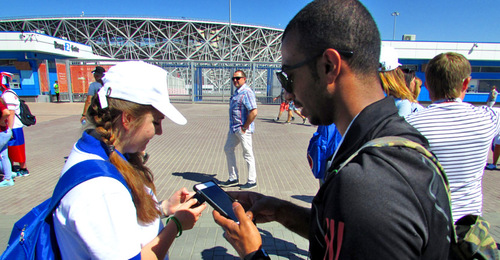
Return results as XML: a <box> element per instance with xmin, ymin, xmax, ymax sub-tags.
<box><xmin>38</xmin><ymin>63</ymin><xmax>49</xmax><ymax>93</ymax></box>
<box><xmin>69</xmin><ymin>65</ymin><xmax>112</xmax><ymax>94</ymax></box>
<box><xmin>55</xmin><ymin>63</ymin><xmax>68</xmax><ymax>92</ymax></box>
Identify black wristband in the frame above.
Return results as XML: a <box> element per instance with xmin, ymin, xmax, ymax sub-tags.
<box><xmin>243</xmin><ymin>248</ymin><xmax>270</xmax><ymax>260</ymax></box>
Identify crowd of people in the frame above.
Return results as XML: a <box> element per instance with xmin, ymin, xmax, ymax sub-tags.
<box><xmin>215</xmin><ymin>0</ymin><xmax>499</xmax><ymax>259</ymax></box>
<box><xmin>2</xmin><ymin>0</ymin><xmax>500</xmax><ymax>258</ymax></box>
<box><xmin>273</xmin><ymin>89</ymin><xmax>307</xmax><ymax>124</ymax></box>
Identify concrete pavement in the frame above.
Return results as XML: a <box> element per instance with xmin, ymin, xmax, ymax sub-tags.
<box><xmin>0</xmin><ymin>102</ymin><xmax>499</xmax><ymax>259</ymax></box>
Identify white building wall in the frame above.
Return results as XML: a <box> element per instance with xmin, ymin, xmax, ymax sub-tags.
<box><xmin>0</xmin><ymin>32</ymin><xmax>106</xmax><ymax>59</ymax></box>
<box><xmin>384</xmin><ymin>40</ymin><xmax>500</xmax><ymax>61</ymax></box>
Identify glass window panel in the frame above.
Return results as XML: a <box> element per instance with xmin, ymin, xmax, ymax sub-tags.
<box><xmin>477</xmin><ymin>79</ymin><xmax>500</xmax><ymax>93</ymax></box>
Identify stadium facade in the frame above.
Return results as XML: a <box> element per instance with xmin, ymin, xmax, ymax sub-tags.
<box><xmin>1</xmin><ymin>16</ymin><xmax>500</xmax><ymax>103</ymax></box>
<box><xmin>0</xmin><ymin>17</ymin><xmax>283</xmax><ymax>61</ymax></box>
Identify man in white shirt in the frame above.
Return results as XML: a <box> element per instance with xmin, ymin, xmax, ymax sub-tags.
<box><xmin>406</xmin><ymin>52</ymin><xmax>500</xmax><ymax>221</ymax></box>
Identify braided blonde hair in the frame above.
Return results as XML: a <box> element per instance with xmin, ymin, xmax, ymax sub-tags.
<box><xmin>86</xmin><ymin>95</ymin><xmax>160</xmax><ymax>224</ymax></box>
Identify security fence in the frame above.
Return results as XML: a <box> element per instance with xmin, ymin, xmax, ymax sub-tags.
<box><xmin>52</xmin><ymin>59</ymin><xmax>283</xmax><ymax>104</ymax></box>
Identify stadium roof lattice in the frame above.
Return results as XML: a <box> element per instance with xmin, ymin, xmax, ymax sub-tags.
<box><xmin>0</xmin><ymin>17</ymin><xmax>284</xmax><ymax>62</ymax></box>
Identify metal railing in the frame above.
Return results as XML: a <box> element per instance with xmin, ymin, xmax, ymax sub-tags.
<box><xmin>62</xmin><ymin>59</ymin><xmax>283</xmax><ymax>104</ymax></box>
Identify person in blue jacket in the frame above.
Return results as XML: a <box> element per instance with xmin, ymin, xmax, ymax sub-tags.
<box><xmin>307</xmin><ymin>124</ymin><xmax>342</xmax><ymax>184</ymax></box>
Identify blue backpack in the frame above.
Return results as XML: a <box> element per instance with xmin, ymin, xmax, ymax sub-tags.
<box><xmin>307</xmin><ymin>124</ymin><xmax>342</xmax><ymax>181</ymax></box>
<box><xmin>1</xmin><ymin>160</ymin><xmax>129</xmax><ymax>260</ymax></box>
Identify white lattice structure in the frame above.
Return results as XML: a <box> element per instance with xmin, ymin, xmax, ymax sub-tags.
<box><xmin>0</xmin><ymin>17</ymin><xmax>283</xmax><ymax>62</ymax></box>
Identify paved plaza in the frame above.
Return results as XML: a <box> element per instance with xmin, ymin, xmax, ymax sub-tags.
<box><xmin>0</xmin><ymin>102</ymin><xmax>499</xmax><ymax>259</ymax></box>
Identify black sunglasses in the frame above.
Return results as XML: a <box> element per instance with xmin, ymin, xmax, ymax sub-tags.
<box><xmin>400</xmin><ymin>67</ymin><xmax>415</xmax><ymax>74</ymax></box>
<box><xmin>232</xmin><ymin>76</ymin><xmax>244</xmax><ymax>81</ymax></box>
<box><xmin>276</xmin><ymin>50</ymin><xmax>353</xmax><ymax>93</ymax></box>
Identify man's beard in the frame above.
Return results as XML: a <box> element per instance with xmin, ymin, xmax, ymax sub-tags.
<box><xmin>309</xmin><ymin>115</ymin><xmax>335</xmax><ymax>126</ymax></box>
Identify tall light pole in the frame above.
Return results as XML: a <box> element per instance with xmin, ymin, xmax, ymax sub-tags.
<box><xmin>391</xmin><ymin>11</ymin><xmax>399</xmax><ymax>40</ymax></box>
<box><xmin>229</xmin><ymin>0</ymin><xmax>232</xmax><ymax>62</ymax></box>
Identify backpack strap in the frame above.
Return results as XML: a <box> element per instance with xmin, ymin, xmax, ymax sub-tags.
<box><xmin>330</xmin><ymin>136</ymin><xmax>452</xmax><ymax>207</ymax></box>
<box><xmin>2</xmin><ymin>89</ymin><xmax>24</xmax><ymax>122</ymax></box>
<box><xmin>46</xmin><ymin>159</ymin><xmax>130</xmax><ymax>219</ymax></box>
<box><xmin>2</xmin><ymin>88</ymin><xmax>16</xmax><ymax>96</ymax></box>
<box><xmin>328</xmin><ymin>136</ymin><xmax>457</xmax><ymax>242</ymax></box>
<box><xmin>330</xmin><ymin>136</ymin><xmax>447</xmax><ymax>182</ymax></box>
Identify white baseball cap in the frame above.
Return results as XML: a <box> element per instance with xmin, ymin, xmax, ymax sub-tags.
<box><xmin>0</xmin><ymin>72</ymin><xmax>13</xmax><ymax>88</ymax></box>
<box><xmin>379</xmin><ymin>45</ymin><xmax>401</xmax><ymax>72</ymax></box>
<box><xmin>98</xmin><ymin>61</ymin><xmax>187</xmax><ymax>125</ymax></box>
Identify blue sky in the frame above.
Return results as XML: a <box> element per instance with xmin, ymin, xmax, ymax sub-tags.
<box><xmin>1</xmin><ymin>0</ymin><xmax>499</xmax><ymax>42</ymax></box>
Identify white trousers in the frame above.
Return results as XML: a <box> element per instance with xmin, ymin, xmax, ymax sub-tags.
<box><xmin>224</xmin><ymin>129</ymin><xmax>256</xmax><ymax>183</ymax></box>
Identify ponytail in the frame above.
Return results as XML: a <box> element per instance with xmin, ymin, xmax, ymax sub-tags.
<box><xmin>88</xmin><ymin>95</ymin><xmax>160</xmax><ymax>224</ymax></box>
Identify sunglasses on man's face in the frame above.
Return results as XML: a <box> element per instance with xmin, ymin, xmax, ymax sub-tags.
<box><xmin>232</xmin><ymin>77</ymin><xmax>244</xmax><ymax>81</ymax></box>
<box><xmin>276</xmin><ymin>71</ymin><xmax>293</xmax><ymax>93</ymax></box>
<box><xmin>276</xmin><ymin>50</ymin><xmax>353</xmax><ymax>93</ymax></box>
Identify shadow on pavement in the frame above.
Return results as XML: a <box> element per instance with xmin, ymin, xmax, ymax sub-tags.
<box><xmin>258</xmin><ymin>117</ymin><xmax>314</xmax><ymax>127</ymax></box>
<box><xmin>258</xmin><ymin>117</ymin><xmax>282</xmax><ymax>124</ymax></box>
<box><xmin>201</xmin><ymin>246</ymin><xmax>237</xmax><ymax>259</ymax></box>
<box><xmin>292</xmin><ymin>195</ymin><xmax>315</xmax><ymax>204</ymax></box>
<box><xmin>200</xmin><ymin>228</ymin><xmax>309</xmax><ymax>259</ymax></box>
<box><xmin>172</xmin><ymin>172</ymin><xmax>216</xmax><ymax>183</ymax></box>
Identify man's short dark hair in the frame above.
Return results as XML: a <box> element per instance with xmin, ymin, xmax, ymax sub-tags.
<box><xmin>283</xmin><ymin>0</ymin><xmax>381</xmax><ymax>76</ymax></box>
<box><xmin>425</xmin><ymin>52</ymin><xmax>471</xmax><ymax>100</ymax></box>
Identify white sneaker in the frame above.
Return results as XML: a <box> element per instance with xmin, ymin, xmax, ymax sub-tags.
<box><xmin>0</xmin><ymin>179</ymin><xmax>14</xmax><ymax>187</ymax></box>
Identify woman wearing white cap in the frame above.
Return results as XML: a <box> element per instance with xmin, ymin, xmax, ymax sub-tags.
<box><xmin>379</xmin><ymin>45</ymin><xmax>424</xmax><ymax>116</ymax></box>
<box><xmin>53</xmin><ymin>61</ymin><xmax>206</xmax><ymax>259</ymax></box>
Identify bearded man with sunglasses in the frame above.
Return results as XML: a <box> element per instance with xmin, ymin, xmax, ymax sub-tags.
<box><xmin>220</xmin><ymin>70</ymin><xmax>258</xmax><ymax>190</ymax></box>
<box><xmin>213</xmin><ymin>0</ymin><xmax>452</xmax><ymax>259</ymax></box>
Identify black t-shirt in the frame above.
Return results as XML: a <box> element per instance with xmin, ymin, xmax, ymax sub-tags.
<box><xmin>309</xmin><ymin>97</ymin><xmax>451</xmax><ymax>259</ymax></box>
